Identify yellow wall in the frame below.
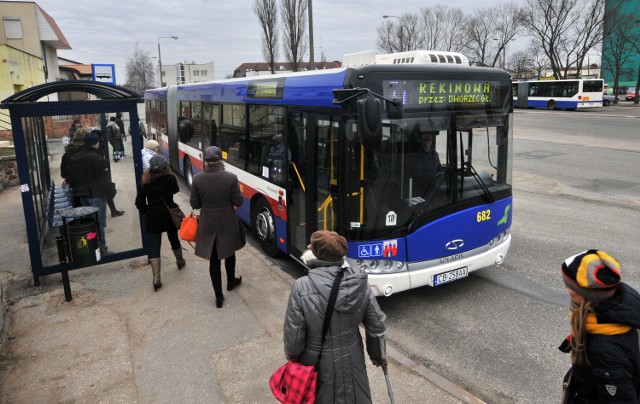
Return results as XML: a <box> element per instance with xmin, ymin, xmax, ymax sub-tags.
<box><xmin>0</xmin><ymin>45</ymin><xmax>45</xmax><ymax>98</ymax></box>
<box><xmin>0</xmin><ymin>45</ymin><xmax>46</xmax><ymax>134</ymax></box>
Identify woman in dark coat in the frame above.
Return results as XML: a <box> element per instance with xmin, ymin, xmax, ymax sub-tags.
<box><xmin>189</xmin><ymin>146</ymin><xmax>245</xmax><ymax>308</ymax></box>
<box><xmin>283</xmin><ymin>230</ymin><xmax>387</xmax><ymax>403</ymax></box>
<box><xmin>559</xmin><ymin>249</ymin><xmax>640</xmax><ymax>403</ymax></box>
<box><xmin>135</xmin><ymin>155</ymin><xmax>185</xmax><ymax>291</ymax></box>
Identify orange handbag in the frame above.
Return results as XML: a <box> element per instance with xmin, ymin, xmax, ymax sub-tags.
<box><xmin>179</xmin><ymin>212</ymin><xmax>198</xmax><ymax>242</ymax></box>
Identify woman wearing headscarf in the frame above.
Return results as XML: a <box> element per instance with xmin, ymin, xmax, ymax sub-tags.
<box><xmin>135</xmin><ymin>154</ymin><xmax>186</xmax><ymax>291</ymax></box>
<box><xmin>282</xmin><ymin>230</ymin><xmax>388</xmax><ymax>403</ymax></box>
<box><xmin>189</xmin><ymin>146</ymin><xmax>244</xmax><ymax>308</ymax></box>
<box><xmin>559</xmin><ymin>249</ymin><xmax>640</xmax><ymax>403</ymax></box>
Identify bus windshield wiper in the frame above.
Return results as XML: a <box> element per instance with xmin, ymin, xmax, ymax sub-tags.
<box><xmin>465</xmin><ymin>162</ymin><xmax>494</xmax><ymax>203</ymax></box>
<box><xmin>406</xmin><ymin>170</ymin><xmax>447</xmax><ymax>232</ymax></box>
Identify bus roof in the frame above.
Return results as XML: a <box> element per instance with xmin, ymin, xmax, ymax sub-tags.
<box><xmin>145</xmin><ymin>63</ymin><xmax>510</xmax><ymax>108</ymax></box>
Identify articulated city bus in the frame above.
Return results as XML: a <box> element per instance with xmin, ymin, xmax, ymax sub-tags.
<box><xmin>513</xmin><ymin>78</ymin><xmax>604</xmax><ymax>110</ymax></box>
<box><xmin>144</xmin><ymin>53</ymin><xmax>513</xmax><ymax>296</ymax></box>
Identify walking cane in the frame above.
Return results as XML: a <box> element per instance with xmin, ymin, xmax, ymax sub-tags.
<box><xmin>379</xmin><ymin>335</ymin><xmax>395</xmax><ymax>404</ymax></box>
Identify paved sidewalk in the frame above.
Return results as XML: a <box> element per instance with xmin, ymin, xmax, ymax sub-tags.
<box><xmin>0</xmin><ymin>183</ymin><xmax>473</xmax><ymax>403</ymax></box>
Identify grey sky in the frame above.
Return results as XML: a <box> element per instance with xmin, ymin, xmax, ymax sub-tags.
<box><xmin>29</xmin><ymin>0</ymin><xmax>507</xmax><ymax>84</ymax></box>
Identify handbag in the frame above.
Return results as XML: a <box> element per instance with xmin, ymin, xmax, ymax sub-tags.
<box><xmin>561</xmin><ymin>368</ymin><xmax>573</xmax><ymax>404</ymax></box>
<box><xmin>270</xmin><ymin>269</ymin><xmax>344</xmax><ymax>404</ymax></box>
<box><xmin>179</xmin><ymin>211</ymin><xmax>199</xmax><ymax>243</ymax></box>
<box><xmin>159</xmin><ymin>195</ymin><xmax>185</xmax><ymax>229</ymax></box>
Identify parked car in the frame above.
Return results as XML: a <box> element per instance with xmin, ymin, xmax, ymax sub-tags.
<box><xmin>626</xmin><ymin>87</ymin><xmax>638</xmax><ymax>101</ymax></box>
<box><xmin>602</xmin><ymin>93</ymin><xmax>616</xmax><ymax>106</ymax></box>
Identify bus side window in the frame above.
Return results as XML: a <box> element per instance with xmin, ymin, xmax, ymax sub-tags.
<box><xmin>219</xmin><ymin>104</ymin><xmax>246</xmax><ymax>169</ymax></box>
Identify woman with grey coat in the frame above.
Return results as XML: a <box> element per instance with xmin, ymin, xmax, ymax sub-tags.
<box><xmin>283</xmin><ymin>230</ymin><xmax>387</xmax><ymax>403</ymax></box>
<box><xmin>189</xmin><ymin>146</ymin><xmax>245</xmax><ymax>308</ymax></box>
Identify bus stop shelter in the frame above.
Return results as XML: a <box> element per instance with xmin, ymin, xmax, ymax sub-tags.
<box><xmin>1</xmin><ymin>81</ymin><xmax>149</xmax><ymax>297</ymax></box>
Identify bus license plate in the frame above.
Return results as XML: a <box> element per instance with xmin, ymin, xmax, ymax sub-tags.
<box><xmin>433</xmin><ymin>267</ymin><xmax>468</xmax><ymax>286</ymax></box>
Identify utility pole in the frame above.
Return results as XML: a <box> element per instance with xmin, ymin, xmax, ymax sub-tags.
<box><xmin>308</xmin><ymin>0</ymin><xmax>314</xmax><ymax>70</ymax></box>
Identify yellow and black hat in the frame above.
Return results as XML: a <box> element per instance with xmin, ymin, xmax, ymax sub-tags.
<box><xmin>562</xmin><ymin>249</ymin><xmax>621</xmax><ymax>302</ymax></box>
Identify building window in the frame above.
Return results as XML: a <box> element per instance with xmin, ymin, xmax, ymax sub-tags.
<box><xmin>3</xmin><ymin>18</ymin><xmax>23</xmax><ymax>39</ymax></box>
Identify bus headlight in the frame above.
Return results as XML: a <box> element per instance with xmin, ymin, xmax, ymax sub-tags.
<box><xmin>346</xmin><ymin>258</ymin><xmax>407</xmax><ymax>274</ymax></box>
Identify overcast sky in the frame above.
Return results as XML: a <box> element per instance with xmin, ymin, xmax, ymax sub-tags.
<box><xmin>29</xmin><ymin>0</ymin><xmax>510</xmax><ymax>84</ymax></box>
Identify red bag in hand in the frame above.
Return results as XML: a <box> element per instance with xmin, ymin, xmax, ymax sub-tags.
<box><xmin>179</xmin><ymin>212</ymin><xmax>198</xmax><ymax>242</ymax></box>
<box><xmin>269</xmin><ymin>360</ymin><xmax>317</xmax><ymax>404</ymax></box>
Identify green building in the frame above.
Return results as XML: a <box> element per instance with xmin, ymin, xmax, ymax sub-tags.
<box><xmin>601</xmin><ymin>0</ymin><xmax>640</xmax><ymax>90</ymax></box>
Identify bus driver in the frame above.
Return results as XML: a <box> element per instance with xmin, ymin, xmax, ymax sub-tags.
<box><xmin>406</xmin><ymin>129</ymin><xmax>441</xmax><ymax>197</ymax></box>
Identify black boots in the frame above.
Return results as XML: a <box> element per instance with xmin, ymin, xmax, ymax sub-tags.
<box><xmin>227</xmin><ymin>276</ymin><xmax>242</xmax><ymax>291</ymax></box>
<box><xmin>173</xmin><ymin>248</ymin><xmax>186</xmax><ymax>270</ymax></box>
<box><xmin>216</xmin><ymin>297</ymin><xmax>225</xmax><ymax>308</ymax></box>
<box><xmin>111</xmin><ymin>210</ymin><xmax>124</xmax><ymax>217</ymax></box>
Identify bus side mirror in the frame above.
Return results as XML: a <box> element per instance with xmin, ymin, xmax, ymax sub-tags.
<box><xmin>357</xmin><ymin>95</ymin><xmax>382</xmax><ymax>147</ymax></box>
<box><xmin>386</xmin><ymin>99</ymin><xmax>403</xmax><ymax>120</ymax></box>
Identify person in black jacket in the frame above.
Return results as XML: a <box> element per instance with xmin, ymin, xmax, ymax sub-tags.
<box><xmin>135</xmin><ymin>154</ymin><xmax>185</xmax><ymax>291</ymax></box>
<box><xmin>66</xmin><ymin>130</ymin><xmax>112</xmax><ymax>256</ymax></box>
<box><xmin>559</xmin><ymin>249</ymin><xmax>640</xmax><ymax>403</ymax></box>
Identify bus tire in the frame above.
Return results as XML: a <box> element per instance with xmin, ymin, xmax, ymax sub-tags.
<box><xmin>547</xmin><ymin>100</ymin><xmax>556</xmax><ymax>110</ymax></box>
<box><xmin>253</xmin><ymin>197</ymin><xmax>279</xmax><ymax>257</ymax></box>
<box><xmin>184</xmin><ymin>157</ymin><xmax>194</xmax><ymax>189</ymax></box>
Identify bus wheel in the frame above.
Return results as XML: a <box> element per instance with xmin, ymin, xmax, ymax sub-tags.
<box><xmin>547</xmin><ymin>100</ymin><xmax>556</xmax><ymax>110</ymax></box>
<box><xmin>184</xmin><ymin>157</ymin><xmax>194</xmax><ymax>189</ymax></box>
<box><xmin>253</xmin><ymin>197</ymin><xmax>279</xmax><ymax>256</ymax></box>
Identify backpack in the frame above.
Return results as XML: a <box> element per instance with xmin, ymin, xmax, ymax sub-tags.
<box><xmin>109</xmin><ymin>124</ymin><xmax>120</xmax><ymax>141</ymax></box>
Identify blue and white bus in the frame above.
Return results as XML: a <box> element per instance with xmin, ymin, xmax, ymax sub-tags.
<box><xmin>145</xmin><ymin>53</ymin><xmax>513</xmax><ymax>296</ymax></box>
<box><xmin>513</xmin><ymin>78</ymin><xmax>604</xmax><ymax>110</ymax></box>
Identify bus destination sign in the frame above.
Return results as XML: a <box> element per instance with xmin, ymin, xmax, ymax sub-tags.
<box><xmin>247</xmin><ymin>78</ymin><xmax>285</xmax><ymax>99</ymax></box>
<box><xmin>383</xmin><ymin>80</ymin><xmax>502</xmax><ymax>109</ymax></box>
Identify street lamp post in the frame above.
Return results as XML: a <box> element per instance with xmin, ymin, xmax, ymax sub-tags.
<box><xmin>383</xmin><ymin>15</ymin><xmax>403</xmax><ymax>52</ymax></box>
<box><xmin>157</xmin><ymin>36</ymin><xmax>178</xmax><ymax>87</ymax></box>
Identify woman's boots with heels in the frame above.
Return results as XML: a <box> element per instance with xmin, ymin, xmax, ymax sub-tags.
<box><xmin>150</xmin><ymin>258</ymin><xmax>162</xmax><ymax>291</ymax></box>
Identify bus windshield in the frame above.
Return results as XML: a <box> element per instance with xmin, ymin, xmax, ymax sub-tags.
<box><xmin>345</xmin><ymin>110</ymin><xmax>512</xmax><ymax>240</ymax></box>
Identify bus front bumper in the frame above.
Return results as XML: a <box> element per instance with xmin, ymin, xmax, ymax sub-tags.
<box><xmin>366</xmin><ymin>234</ymin><xmax>511</xmax><ymax>297</ymax></box>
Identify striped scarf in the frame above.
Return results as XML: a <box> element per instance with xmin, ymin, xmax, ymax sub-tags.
<box><xmin>570</xmin><ymin>311</ymin><xmax>633</xmax><ymax>335</ymax></box>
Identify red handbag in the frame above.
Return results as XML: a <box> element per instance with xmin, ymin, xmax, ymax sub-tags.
<box><xmin>179</xmin><ymin>212</ymin><xmax>198</xmax><ymax>242</ymax></box>
<box><xmin>270</xmin><ymin>270</ymin><xmax>344</xmax><ymax>404</ymax></box>
<box><xmin>269</xmin><ymin>360</ymin><xmax>318</xmax><ymax>404</ymax></box>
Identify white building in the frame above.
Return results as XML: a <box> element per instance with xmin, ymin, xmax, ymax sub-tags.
<box><xmin>157</xmin><ymin>61</ymin><xmax>215</xmax><ymax>87</ymax></box>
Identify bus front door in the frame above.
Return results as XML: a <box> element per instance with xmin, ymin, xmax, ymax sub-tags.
<box><xmin>287</xmin><ymin>112</ymin><xmax>339</xmax><ymax>258</ymax></box>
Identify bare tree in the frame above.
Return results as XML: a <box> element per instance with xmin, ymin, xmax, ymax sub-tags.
<box><xmin>463</xmin><ymin>8</ymin><xmax>498</xmax><ymax>66</ymax></box>
<box><xmin>419</xmin><ymin>5</ymin><xmax>467</xmax><ymax>52</ymax></box>
<box><xmin>508</xmin><ymin>50</ymin><xmax>533</xmax><ymax>79</ymax></box>
<box><xmin>125</xmin><ymin>45</ymin><xmax>155</xmax><ymax>94</ymax></box>
<box><xmin>281</xmin><ymin>0</ymin><xmax>307</xmax><ymax>71</ymax></box>
<box><xmin>601</xmin><ymin>6</ymin><xmax>640</xmax><ymax>100</ymax></box>
<box><xmin>522</xmin><ymin>0</ymin><xmax>605</xmax><ymax>79</ymax></box>
<box><xmin>491</xmin><ymin>3</ymin><xmax>526</xmax><ymax>68</ymax></box>
<box><xmin>377</xmin><ymin>13</ymin><xmax>423</xmax><ymax>53</ymax></box>
<box><xmin>254</xmin><ymin>0</ymin><xmax>279</xmax><ymax>74</ymax></box>
<box><xmin>528</xmin><ymin>40</ymin><xmax>549</xmax><ymax>78</ymax></box>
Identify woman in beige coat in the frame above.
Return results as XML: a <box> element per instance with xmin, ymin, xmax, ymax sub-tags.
<box><xmin>190</xmin><ymin>146</ymin><xmax>245</xmax><ymax>308</ymax></box>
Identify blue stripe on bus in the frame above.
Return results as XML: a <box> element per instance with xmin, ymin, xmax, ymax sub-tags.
<box><xmin>346</xmin><ymin>196</ymin><xmax>512</xmax><ymax>263</ymax></box>
<box><xmin>147</xmin><ymin>69</ymin><xmax>348</xmax><ymax>108</ymax></box>
<box><xmin>406</xmin><ymin>196</ymin><xmax>512</xmax><ymax>262</ymax></box>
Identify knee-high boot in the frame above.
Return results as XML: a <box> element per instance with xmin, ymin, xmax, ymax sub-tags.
<box><xmin>150</xmin><ymin>258</ymin><xmax>162</xmax><ymax>291</ymax></box>
<box><xmin>173</xmin><ymin>248</ymin><xmax>186</xmax><ymax>270</ymax></box>
<box><xmin>209</xmin><ymin>260</ymin><xmax>224</xmax><ymax>308</ymax></box>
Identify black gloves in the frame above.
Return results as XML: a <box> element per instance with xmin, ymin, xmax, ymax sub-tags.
<box><xmin>366</xmin><ymin>332</ymin><xmax>388</xmax><ymax>367</ymax></box>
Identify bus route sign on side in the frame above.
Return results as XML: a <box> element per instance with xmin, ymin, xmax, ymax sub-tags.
<box><xmin>92</xmin><ymin>64</ymin><xmax>116</xmax><ymax>85</ymax></box>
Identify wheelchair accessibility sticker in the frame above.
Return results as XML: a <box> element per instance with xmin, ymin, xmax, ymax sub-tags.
<box><xmin>357</xmin><ymin>240</ymin><xmax>399</xmax><ymax>258</ymax></box>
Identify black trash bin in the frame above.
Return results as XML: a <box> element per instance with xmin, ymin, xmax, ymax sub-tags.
<box><xmin>61</xmin><ymin>207</ymin><xmax>101</xmax><ymax>267</ymax></box>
